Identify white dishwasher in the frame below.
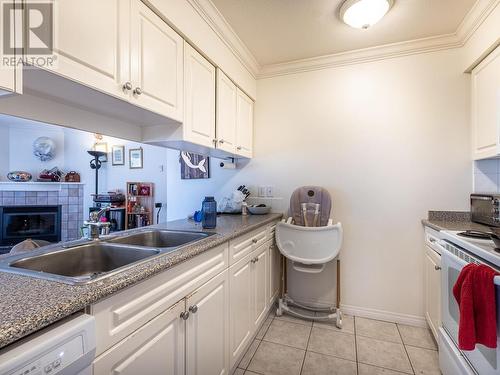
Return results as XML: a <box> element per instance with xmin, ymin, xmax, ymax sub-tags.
<box><xmin>0</xmin><ymin>314</ymin><xmax>96</xmax><ymax>375</ymax></box>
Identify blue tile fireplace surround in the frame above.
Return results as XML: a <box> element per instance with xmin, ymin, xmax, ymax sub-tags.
<box><xmin>0</xmin><ymin>184</ymin><xmax>84</xmax><ymax>244</ymax></box>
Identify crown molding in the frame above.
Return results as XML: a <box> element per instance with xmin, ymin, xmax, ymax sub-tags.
<box><xmin>258</xmin><ymin>0</ymin><xmax>499</xmax><ymax>79</ymax></box>
<box><xmin>192</xmin><ymin>0</ymin><xmax>498</xmax><ymax>80</ymax></box>
<box><xmin>187</xmin><ymin>0</ymin><xmax>261</xmax><ymax>78</ymax></box>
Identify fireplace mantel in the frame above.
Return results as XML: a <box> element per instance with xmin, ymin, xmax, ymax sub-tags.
<box><xmin>0</xmin><ymin>182</ymin><xmax>84</xmax><ymax>192</ymax></box>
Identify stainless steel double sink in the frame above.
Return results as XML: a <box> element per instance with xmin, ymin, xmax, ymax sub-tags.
<box><xmin>0</xmin><ymin>230</ymin><xmax>214</xmax><ymax>285</ymax></box>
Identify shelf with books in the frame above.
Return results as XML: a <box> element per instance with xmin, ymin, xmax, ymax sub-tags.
<box><xmin>125</xmin><ymin>182</ymin><xmax>154</xmax><ymax>229</ymax></box>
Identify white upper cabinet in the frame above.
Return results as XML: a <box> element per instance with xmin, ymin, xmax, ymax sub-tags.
<box><xmin>36</xmin><ymin>0</ymin><xmax>183</xmax><ymax>121</ymax></box>
<box><xmin>216</xmin><ymin>69</ymin><xmax>238</xmax><ymax>153</ymax></box>
<box><xmin>130</xmin><ymin>0</ymin><xmax>183</xmax><ymax>121</ymax></box>
<box><xmin>236</xmin><ymin>88</ymin><xmax>254</xmax><ymax>158</ymax></box>
<box><xmin>184</xmin><ymin>43</ymin><xmax>216</xmax><ymax>148</ymax></box>
<box><xmin>216</xmin><ymin>69</ymin><xmax>254</xmax><ymax>158</ymax></box>
<box><xmin>472</xmin><ymin>45</ymin><xmax>500</xmax><ymax>160</ymax></box>
<box><xmin>50</xmin><ymin>0</ymin><xmax>129</xmax><ymax>100</ymax></box>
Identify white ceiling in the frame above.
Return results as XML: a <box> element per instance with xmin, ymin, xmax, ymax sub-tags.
<box><xmin>211</xmin><ymin>0</ymin><xmax>477</xmax><ymax>66</ymax></box>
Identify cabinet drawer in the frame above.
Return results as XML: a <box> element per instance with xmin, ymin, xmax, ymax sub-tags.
<box><xmin>93</xmin><ymin>299</ymin><xmax>185</xmax><ymax>375</ymax></box>
<box><xmin>229</xmin><ymin>226</ymin><xmax>268</xmax><ymax>265</ymax></box>
<box><xmin>92</xmin><ymin>243</ymin><xmax>228</xmax><ymax>355</ymax></box>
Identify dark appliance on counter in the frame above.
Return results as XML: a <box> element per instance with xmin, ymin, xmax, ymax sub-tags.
<box><xmin>92</xmin><ymin>192</ymin><xmax>126</xmax><ymax>207</ymax></box>
<box><xmin>471</xmin><ymin>193</ymin><xmax>500</xmax><ymax>227</ymax></box>
<box><xmin>0</xmin><ymin>206</ymin><xmax>61</xmax><ymax>251</ymax></box>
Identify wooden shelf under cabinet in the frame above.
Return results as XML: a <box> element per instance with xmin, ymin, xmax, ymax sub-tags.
<box><xmin>125</xmin><ymin>182</ymin><xmax>154</xmax><ymax>229</ymax></box>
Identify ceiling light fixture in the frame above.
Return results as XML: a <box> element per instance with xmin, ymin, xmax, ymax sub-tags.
<box><xmin>339</xmin><ymin>0</ymin><xmax>394</xmax><ymax>29</ymax></box>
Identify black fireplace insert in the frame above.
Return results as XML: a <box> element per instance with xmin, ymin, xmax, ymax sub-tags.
<box><xmin>0</xmin><ymin>206</ymin><xmax>62</xmax><ymax>247</ymax></box>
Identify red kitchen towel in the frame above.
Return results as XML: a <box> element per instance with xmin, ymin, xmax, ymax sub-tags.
<box><xmin>453</xmin><ymin>263</ymin><xmax>498</xmax><ymax>350</ymax></box>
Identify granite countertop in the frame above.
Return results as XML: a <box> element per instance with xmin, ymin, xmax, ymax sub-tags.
<box><xmin>421</xmin><ymin>211</ymin><xmax>491</xmax><ymax>232</ymax></box>
<box><xmin>0</xmin><ymin>213</ymin><xmax>282</xmax><ymax>350</ymax></box>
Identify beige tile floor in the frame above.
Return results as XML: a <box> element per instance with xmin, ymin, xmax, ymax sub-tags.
<box><xmin>235</xmin><ymin>310</ymin><xmax>441</xmax><ymax>375</ymax></box>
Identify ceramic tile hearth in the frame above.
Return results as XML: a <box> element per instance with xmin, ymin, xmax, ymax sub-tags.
<box><xmin>0</xmin><ymin>184</ymin><xmax>84</xmax><ymax>241</ymax></box>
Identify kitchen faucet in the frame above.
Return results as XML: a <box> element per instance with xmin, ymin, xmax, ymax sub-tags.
<box><xmin>84</xmin><ymin>207</ymin><xmax>111</xmax><ymax>240</ymax></box>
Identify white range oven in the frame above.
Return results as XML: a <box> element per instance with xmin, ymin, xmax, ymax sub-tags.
<box><xmin>438</xmin><ymin>231</ymin><xmax>500</xmax><ymax>375</ymax></box>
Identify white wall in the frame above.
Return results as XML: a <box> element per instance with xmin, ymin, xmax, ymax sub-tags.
<box><xmin>0</xmin><ymin>118</ymin><xmax>171</xmax><ymax>223</ymax></box>
<box><xmin>224</xmin><ymin>48</ymin><xmax>472</xmax><ymax>321</ymax></box>
<box><xmin>0</xmin><ymin>116</ymin><xmax>240</xmax><ymax>223</ymax></box>
<box><xmin>165</xmin><ymin>148</ymin><xmax>241</xmax><ymax>221</ymax></box>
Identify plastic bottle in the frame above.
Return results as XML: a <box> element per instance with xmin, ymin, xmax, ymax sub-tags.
<box><xmin>201</xmin><ymin>196</ymin><xmax>217</xmax><ymax>229</ymax></box>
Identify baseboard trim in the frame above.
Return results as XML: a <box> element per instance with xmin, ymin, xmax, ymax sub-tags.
<box><xmin>341</xmin><ymin>304</ymin><xmax>427</xmax><ymax>327</ymax></box>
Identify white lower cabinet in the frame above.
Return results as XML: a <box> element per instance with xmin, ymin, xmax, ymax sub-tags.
<box><xmin>228</xmin><ymin>252</ymin><xmax>253</xmax><ymax>368</ymax></box>
<box><xmin>92</xmin><ymin>223</ymin><xmax>277</xmax><ymax>375</ymax></box>
<box><xmin>93</xmin><ymin>300</ymin><xmax>186</xmax><ymax>375</ymax></box>
<box><xmin>424</xmin><ymin>245</ymin><xmax>441</xmax><ymax>340</ymax></box>
<box><xmin>229</xmin><ymin>242</ymin><xmax>270</xmax><ymax>368</ymax></box>
<box><xmin>252</xmin><ymin>244</ymin><xmax>269</xmax><ymax>331</ymax></box>
<box><xmin>186</xmin><ymin>270</ymin><xmax>230</xmax><ymax>375</ymax></box>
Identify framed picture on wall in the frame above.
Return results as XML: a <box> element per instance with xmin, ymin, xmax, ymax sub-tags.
<box><xmin>129</xmin><ymin>148</ymin><xmax>143</xmax><ymax>169</ymax></box>
<box><xmin>111</xmin><ymin>145</ymin><xmax>125</xmax><ymax>166</ymax></box>
<box><xmin>180</xmin><ymin>151</ymin><xmax>210</xmax><ymax>179</ymax></box>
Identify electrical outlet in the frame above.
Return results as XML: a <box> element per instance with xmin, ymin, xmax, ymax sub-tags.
<box><xmin>266</xmin><ymin>186</ymin><xmax>274</xmax><ymax>197</ymax></box>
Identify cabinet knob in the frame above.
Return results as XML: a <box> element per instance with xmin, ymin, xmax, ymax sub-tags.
<box><xmin>133</xmin><ymin>87</ymin><xmax>143</xmax><ymax>96</ymax></box>
<box><xmin>212</xmin><ymin>139</ymin><xmax>218</xmax><ymax>145</ymax></box>
<box><xmin>236</xmin><ymin>146</ymin><xmax>242</xmax><ymax>151</ymax></box>
<box><xmin>252</xmin><ymin>238</ymin><xmax>258</xmax><ymax>244</ymax></box>
<box><xmin>434</xmin><ymin>265</ymin><xmax>441</xmax><ymax>271</ymax></box>
<box><xmin>180</xmin><ymin>311</ymin><xmax>190</xmax><ymax>320</ymax></box>
<box><xmin>189</xmin><ymin>305</ymin><xmax>198</xmax><ymax>314</ymax></box>
<box><xmin>123</xmin><ymin>82</ymin><xmax>132</xmax><ymax>91</ymax></box>
<box><xmin>251</xmin><ymin>257</ymin><xmax>259</xmax><ymax>263</ymax></box>
<box><xmin>219</xmin><ymin>139</ymin><xmax>225</xmax><ymax>144</ymax></box>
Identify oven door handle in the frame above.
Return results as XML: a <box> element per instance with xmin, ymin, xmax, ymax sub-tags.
<box><xmin>443</xmin><ymin>245</ymin><xmax>500</xmax><ymax>285</ymax></box>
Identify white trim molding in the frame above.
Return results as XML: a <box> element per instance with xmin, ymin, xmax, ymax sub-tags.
<box><xmin>341</xmin><ymin>303</ymin><xmax>428</xmax><ymax>328</ymax></box>
<box><xmin>258</xmin><ymin>0</ymin><xmax>499</xmax><ymax>78</ymax></box>
<box><xmin>0</xmin><ymin>182</ymin><xmax>85</xmax><ymax>192</ymax></box>
<box><xmin>187</xmin><ymin>0</ymin><xmax>261</xmax><ymax>78</ymax></box>
<box><xmin>188</xmin><ymin>0</ymin><xmax>497</xmax><ymax>79</ymax></box>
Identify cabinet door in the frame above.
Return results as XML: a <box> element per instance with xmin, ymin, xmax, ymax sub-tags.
<box><xmin>424</xmin><ymin>246</ymin><xmax>441</xmax><ymax>340</ymax></box>
<box><xmin>235</xmin><ymin>88</ymin><xmax>254</xmax><ymax>158</ymax></box>
<box><xmin>130</xmin><ymin>0</ymin><xmax>183</xmax><ymax>121</ymax></box>
<box><xmin>252</xmin><ymin>244</ymin><xmax>269</xmax><ymax>330</ymax></box>
<box><xmin>228</xmin><ymin>254</ymin><xmax>253</xmax><ymax>368</ymax></box>
<box><xmin>49</xmin><ymin>0</ymin><xmax>129</xmax><ymax>100</ymax></box>
<box><xmin>472</xmin><ymin>46</ymin><xmax>500</xmax><ymax>160</ymax></box>
<box><xmin>268</xmin><ymin>241</ymin><xmax>281</xmax><ymax>305</ymax></box>
<box><xmin>184</xmin><ymin>43</ymin><xmax>216</xmax><ymax>148</ymax></box>
<box><xmin>216</xmin><ymin>69</ymin><xmax>237</xmax><ymax>153</ymax></box>
<box><xmin>93</xmin><ymin>300</ymin><xmax>185</xmax><ymax>375</ymax></box>
<box><xmin>186</xmin><ymin>270</ymin><xmax>229</xmax><ymax>375</ymax></box>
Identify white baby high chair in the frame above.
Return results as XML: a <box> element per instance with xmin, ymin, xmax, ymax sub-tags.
<box><xmin>275</xmin><ymin>186</ymin><xmax>343</xmax><ymax>328</ymax></box>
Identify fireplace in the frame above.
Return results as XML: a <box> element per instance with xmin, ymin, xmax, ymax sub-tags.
<box><xmin>0</xmin><ymin>206</ymin><xmax>62</xmax><ymax>247</ymax></box>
